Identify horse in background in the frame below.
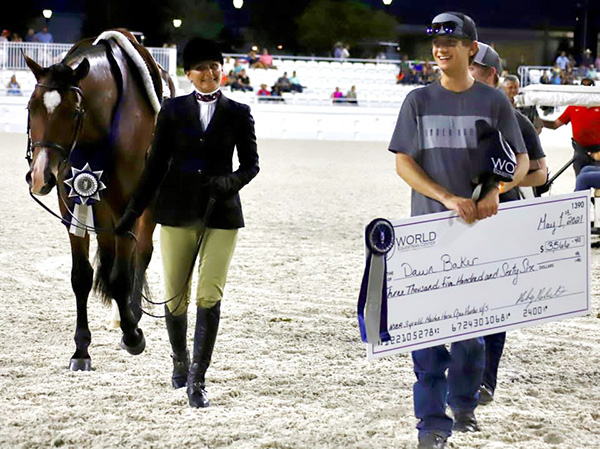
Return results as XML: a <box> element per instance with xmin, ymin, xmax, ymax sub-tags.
<box><xmin>24</xmin><ymin>30</ymin><xmax>175</xmax><ymax>371</ymax></box>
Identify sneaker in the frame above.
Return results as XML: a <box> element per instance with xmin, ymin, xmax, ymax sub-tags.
<box><xmin>417</xmin><ymin>431</ymin><xmax>447</xmax><ymax>449</ymax></box>
<box><xmin>453</xmin><ymin>410</ymin><xmax>479</xmax><ymax>432</ymax></box>
<box><xmin>478</xmin><ymin>384</ymin><xmax>494</xmax><ymax>405</ymax></box>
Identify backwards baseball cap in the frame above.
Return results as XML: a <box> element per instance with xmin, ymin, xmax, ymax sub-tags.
<box><xmin>426</xmin><ymin>12</ymin><xmax>478</xmax><ymax>41</ymax></box>
<box><xmin>183</xmin><ymin>37</ymin><xmax>224</xmax><ymax>71</ymax></box>
<box><xmin>473</xmin><ymin>42</ymin><xmax>502</xmax><ymax>74</ymax></box>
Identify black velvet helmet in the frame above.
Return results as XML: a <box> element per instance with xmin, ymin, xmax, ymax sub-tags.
<box><xmin>183</xmin><ymin>37</ymin><xmax>224</xmax><ymax>71</ymax></box>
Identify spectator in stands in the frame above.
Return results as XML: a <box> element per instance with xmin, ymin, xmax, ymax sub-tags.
<box><xmin>6</xmin><ymin>74</ymin><xmax>22</xmax><ymax>96</ymax></box>
<box><xmin>413</xmin><ymin>60</ymin><xmax>423</xmax><ymax>74</ymax></box>
<box><xmin>399</xmin><ymin>54</ymin><xmax>411</xmax><ymax>77</ymax></box>
<box><xmin>232</xmin><ymin>69</ymin><xmax>253</xmax><ymax>92</ymax></box>
<box><xmin>586</xmin><ymin>64</ymin><xmax>598</xmax><ymax>81</ymax></box>
<box><xmin>24</xmin><ymin>29</ymin><xmax>36</xmax><ymax>42</ymax></box>
<box><xmin>289</xmin><ymin>71</ymin><xmax>303</xmax><ymax>93</ymax></box>
<box><xmin>563</xmin><ymin>66</ymin><xmax>575</xmax><ymax>85</ymax></box>
<box><xmin>341</xmin><ymin>44</ymin><xmax>350</xmax><ymax>59</ymax></box>
<box><xmin>232</xmin><ymin>60</ymin><xmax>244</xmax><ymax>75</ymax></box>
<box><xmin>257</xmin><ymin>83</ymin><xmax>273</xmax><ymax>102</ymax></box>
<box><xmin>10</xmin><ymin>32</ymin><xmax>22</xmax><ymax>42</ymax></box>
<box><xmin>257</xmin><ymin>83</ymin><xmax>271</xmax><ymax>96</ymax></box>
<box><xmin>539</xmin><ymin>70</ymin><xmax>551</xmax><ymax>84</ymax></box>
<box><xmin>331</xmin><ymin>87</ymin><xmax>344</xmax><ymax>104</ymax></box>
<box><xmin>550</xmin><ymin>65</ymin><xmax>562</xmax><ymax>85</ymax></box>
<box><xmin>35</xmin><ymin>26</ymin><xmax>53</xmax><ymax>43</ymax></box>
<box><xmin>346</xmin><ymin>85</ymin><xmax>358</xmax><ymax>105</ymax></box>
<box><xmin>555</xmin><ymin>51</ymin><xmax>569</xmax><ymax>71</ymax></box>
<box><xmin>404</xmin><ymin>68</ymin><xmax>421</xmax><ymax>85</ymax></box>
<box><xmin>596</xmin><ymin>54</ymin><xmax>600</xmax><ymax>71</ymax></box>
<box><xmin>222</xmin><ymin>69</ymin><xmax>235</xmax><ymax>88</ymax></box>
<box><xmin>0</xmin><ymin>30</ymin><xmax>9</xmax><ymax>42</ymax></box>
<box><xmin>333</xmin><ymin>42</ymin><xmax>344</xmax><ymax>59</ymax></box>
<box><xmin>274</xmin><ymin>72</ymin><xmax>291</xmax><ymax>93</ymax></box>
<box><xmin>254</xmin><ymin>48</ymin><xmax>276</xmax><ymax>69</ymax></box>
<box><xmin>420</xmin><ymin>62</ymin><xmax>438</xmax><ymax>85</ymax></box>
<box><xmin>582</xmin><ymin>49</ymin><xmax>594</xmax><ymax>71</ymax></box>
<box><xmin>244</xmin><ymin>50</ymin><xmax>260</xmax><ymax>68</ymax></box>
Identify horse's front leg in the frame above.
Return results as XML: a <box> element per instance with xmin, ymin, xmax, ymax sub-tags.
<box><xmin>111</xmin><ymin>235</ymin><xmax>146</xmax><ymax>355</ymax></box>
<box><xmin>68</xmin><ymin>233</ymin><xmax>94</xmax><ymax>371</ymax></box>
<box><xmin>129</xmin><ymin>208</ymin><xmax>156</xmax><ymax>323</ymax></box>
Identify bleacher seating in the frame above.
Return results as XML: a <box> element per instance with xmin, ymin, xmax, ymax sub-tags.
<box><xmin>217</xmin><ymin>56</ymin><xmax>415</xmax><ymax>107</ymax></box>
<box><xmin>3</xmin><ymin>56</ymin><xmax>419</xmax><ymax>108</ymax></box>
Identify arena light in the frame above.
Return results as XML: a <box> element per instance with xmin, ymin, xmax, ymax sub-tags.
<box><xmin>172</xmin><ymin>19</ymin><xmax>182</xmax><ymax>28</ymax></box>
<box><xmin>251</xmin><ymin>45</ymin><xmax>258</xmax><ymax>52</ymax></box>
<box><xmin>42</xmin><ymin>9</ymin><xmax>53</xmax><ymax>19</ymax></box>
<box><xmin>233</xmin><ymin>0</ymin><xmax>244</xmax><ymax>9</ymax></box>
<box><xmin>382</xmin><ymin>0</ymin><xmax>393</xmax><ymax>5</ymax></box>
<box><xmin>277</xmin><ymin>44</ymin><xmax>283</xmax><ymax>50</ymax></box>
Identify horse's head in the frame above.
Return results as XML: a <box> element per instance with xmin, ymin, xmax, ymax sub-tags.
<box><xmin>24</xmin><ymin>54</ymin><xmax>90</xmax><ymax>195</ymax></box>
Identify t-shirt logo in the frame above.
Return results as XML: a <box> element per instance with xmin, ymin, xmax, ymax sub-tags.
<box><xmin>418</xmin><ymin>115</ymin><xmax>492</xmax><ymax>150</ymax></box>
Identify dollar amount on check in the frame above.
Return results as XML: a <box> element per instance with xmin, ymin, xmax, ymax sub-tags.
<box><xmin>367</xmin><ymin>191</ymin><xmax>591</xmax><ymax>360</ymax></box>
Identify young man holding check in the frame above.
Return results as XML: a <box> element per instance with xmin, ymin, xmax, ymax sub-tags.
<box><xmin>388</xmin><ymin>12</ymin><xmax>528</xmax><ymax>449</ymax></box>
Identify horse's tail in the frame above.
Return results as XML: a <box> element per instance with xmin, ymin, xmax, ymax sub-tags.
<box><xmin>93</xmin><ymin>251</ymin><xmax>114</xmax><ymax>307</ymax></box>
<box><xmin>92</xmin><ymin>248</ymin><xmax>146</xmax><ymax>308</ymax></box>
<box><xmin>93</xmin><ymin>29</ymin><xmax>170</xmax><ymax>114</ymax></box>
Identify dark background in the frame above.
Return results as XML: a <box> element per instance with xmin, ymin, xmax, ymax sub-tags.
<box><xmin>3</xmin><ymin>0</ymin><xmax>599</xmax><ymax>64</ymax></box>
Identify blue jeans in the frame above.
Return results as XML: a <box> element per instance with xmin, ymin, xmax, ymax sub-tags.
<box><xmin>575</xmin><ymin>165</ymin><xmax>600</xmax><ymax>191</ymax></box>
<box><xmin>482</xmin><ymin>332</ymin><xmax>506</xmax><ymax>393</ymax></box>
<box><xmin>412</xmin><ymin>338</ymin><xmax>485</xmax><ymax>437</ymax></box>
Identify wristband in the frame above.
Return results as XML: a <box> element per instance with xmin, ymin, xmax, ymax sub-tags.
<box><xmin>497</xmin><ymin>182</ymin><xmax>505</xmax><ymax>193</ymax></box>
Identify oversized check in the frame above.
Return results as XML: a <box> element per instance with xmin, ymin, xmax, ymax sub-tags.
<box><xmin>362</xmin><ymin>191</ymin><xmax>591</xmax><ymax>360</ymax></box>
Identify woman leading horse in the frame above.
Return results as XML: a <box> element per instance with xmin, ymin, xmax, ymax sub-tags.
<box><xmin>24</xmin><ymin>30</ymin><xmax>175</xmax><ymax>371</ymax></box>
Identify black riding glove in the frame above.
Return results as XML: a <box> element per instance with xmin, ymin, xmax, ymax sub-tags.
<box><xmin>114</xmin><ymin>208</ymin><xmax>138</xmax><ymax>235</ymax></box>
<box><xmin>206</xmin><ymin>175</ymin><xmax>232</xmax><ymax>199</ymax></box>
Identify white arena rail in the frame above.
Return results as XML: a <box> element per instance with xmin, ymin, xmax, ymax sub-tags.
<box><xmin>0</xmin><ymin>41</ymin><xmax>177</xmax><ymax>77</ymax></box>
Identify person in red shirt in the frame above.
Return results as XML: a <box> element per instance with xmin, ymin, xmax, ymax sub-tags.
<box><xmin>543</xmin><ymin>105</ymin><xmax>600</xmax><ymax>174</ymax></box>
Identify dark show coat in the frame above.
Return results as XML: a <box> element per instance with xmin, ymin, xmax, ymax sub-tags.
<box><xmin>131</xmin><ymin>92</ymin><xmax>259</xmax><ymax>228</ymax></box>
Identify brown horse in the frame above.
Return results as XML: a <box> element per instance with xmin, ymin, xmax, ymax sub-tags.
<box><xmin>24</xmin><ymin>30</ymin><xmax>175</xmax><ymax>371</ymax></box>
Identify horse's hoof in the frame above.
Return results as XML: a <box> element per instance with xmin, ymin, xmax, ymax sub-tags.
<box><xmin>120</xmin><ymin>329</ymin><xmax>146</xmax><ymax>355</ymax></box>
<box><xmin>68</xmin><ymin>358</ymin><xmax>92</xmax><ymax>371</ymax></box>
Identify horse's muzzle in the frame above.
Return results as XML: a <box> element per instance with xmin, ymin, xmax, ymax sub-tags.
<box><xmin>27</xmin><ymin>169</ymin><xmax>56</xmax><ymax>196</ymax></box>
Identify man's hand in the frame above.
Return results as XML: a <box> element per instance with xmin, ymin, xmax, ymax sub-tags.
<box><xmin>476</xmin><ymin>187</ymin><xmax>500</xmax><ymax>220</ymax></box>
<box><xmin>442</xmin><ymin>195</ymin><xmax>478</xmax><ymax>224</ymax></box>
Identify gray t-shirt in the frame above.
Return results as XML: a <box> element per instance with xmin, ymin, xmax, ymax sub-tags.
<box><xmin>389</xmin><ymin>81</ymin><xmax>527</xmax><ymax>216</ymax></box>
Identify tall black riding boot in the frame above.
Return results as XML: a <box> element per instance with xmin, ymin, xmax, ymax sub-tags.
<box><xmin>164</xmin><ymin>306</ymin><xmax>189</xmax><ymax>389</ymax></box>
<box><xmin>187</xmin><ymin>302</ymin><xmax>221</xmax><ymax>408</ymax></box>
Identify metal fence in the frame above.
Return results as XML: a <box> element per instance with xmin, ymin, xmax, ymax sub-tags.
<box><xmin>517</xmin><ymin>66</ymin><xmax>553</xmax><ymax>87</ymax></box>
<box><xmin>0</xmin><ymin>42</ymin><xmax>177</xmax><ymax>77</ymax></box>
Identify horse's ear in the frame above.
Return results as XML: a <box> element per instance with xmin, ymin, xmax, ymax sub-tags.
<box><xmin>73</xmin><ymin>58</ymin><xmax>90</xmax><ymax>82</ymax></box>
<box><xmin>22</xmin><ymin>51</ymin><xmax>46</xmax><ymax>81</ymax></box>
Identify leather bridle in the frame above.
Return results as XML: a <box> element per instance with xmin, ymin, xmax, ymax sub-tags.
<box><xmin>26</xmin><ymin>83</ymin><xmax>85</xmax><ymax>165</ymax></box>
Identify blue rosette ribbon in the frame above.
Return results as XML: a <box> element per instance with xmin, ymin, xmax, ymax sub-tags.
<box><xmin>63</xmin><ymin>162</ymin><xmax>106</xmax><ymax>237</ymax></box>
<box><xmin>358</xmin><ymin>218</ymin><xmax>394</xmax><ymax>344</ymax></box>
